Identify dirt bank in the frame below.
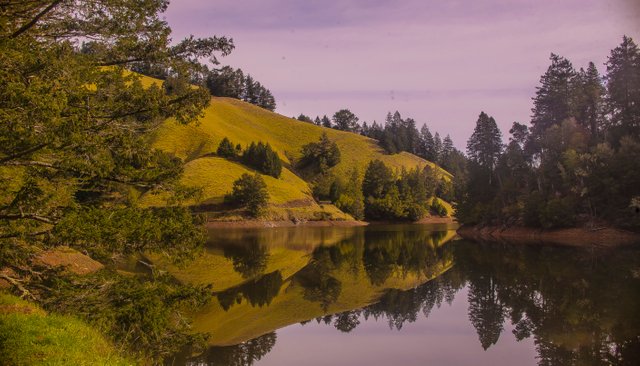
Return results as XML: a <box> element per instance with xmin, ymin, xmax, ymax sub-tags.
<box><xmin>206</xmin><ymin>220</ymin><xmax>369</xmax><ymax>229</ymax></box>
<box><xmin>457</xmin><ymin>225</ymin><xmax>640</xmax><ymax>248</ymax></box>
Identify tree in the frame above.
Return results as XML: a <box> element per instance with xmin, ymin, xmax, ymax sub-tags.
<box><xmin>298</xmin><ymin>133</ymin><xmax>341</xmax><ymax>174</ymax></box>
<box><xmin>362</xmin><ymin>160</ymin><xmax>395</xmax><ymax>199</ymax></box>
<box><xmin>605</xmin><ymin>36</ymin><xmax>640</xmax><ymax>143</ymax></box>
<box><xmin>441</xmin><ymin>135</ymin><xmax>454</xmax><ymax>164</ymax></box>
<box><xmin>419</xmin><ymin>125</ymin><xmax>435</xmax><ymax>161</ymax></box>
<box><xmin>321</xmin><ymin>115</ymin><xmax>332</xmax><ymax>128</ymax></box>
<box><xmin>531</xmin><ymin>54</ymin><xmax>576</xmax><ymax>136</ymax></box>
<box><xmin>332</xmin><ymin>109</ymin><xmax>359</xmax><ymax>132</ymax></box>
<box><xmin>433</xmin><ymin>132</ymin><xmax>443</xmax><ymax>165</ymax></box>
<box><xmin>242</xmin><ymin>142</ymin><xmax>282</xmax><ymax>178</ymax></box>
<box><xmin>335</xmin><ymin>168</ymin><xmax>365</xmax><ymax>220</ymax></box>
<box><xmin>217</xmin><ymin>137</ymin><xmax>237</xmax><ymax>158</ymax></box>
<box><xmin>314</xmin><ymin>116</ymin><xmax>322</xmax><ymax>126</ymax></box>
<box><xmin>227</xmin><ymin>173</ymin><xmax>269</xmax><ymax>217</ymax></box>
<box><xmin>0</xmin><ymin>0</ymin><xmax>233</xmax><ymax>358</ymax></box>
<box><xmin>571</xmin><ymin>62</ymin><xmax>605</xmax><ymax>142</ymax></box>
<box><xmin>297</xmin><ymin>114</ymin><xmax>314</xmax><ymax>123</ymax></box>
<box><xmin>0</xmin><ymin>0</ymin><xmax>232</xmax><ymax>259</ymax></box>
<box><xmin>467</xmin><ymin>112</ymin><xmax>503</xmax><ymax>171</ymax></box>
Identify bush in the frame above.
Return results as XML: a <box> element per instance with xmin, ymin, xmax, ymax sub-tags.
<box><xmin>226</xmin><ymin>173</ymin><xmax>269</xmax><ymax>217</ymax></box>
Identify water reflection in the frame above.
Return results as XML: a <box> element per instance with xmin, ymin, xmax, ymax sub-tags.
<box><xmin>166</xmin><ymin>226</ymin><xmax>640</xmax><ymax>366</ymax></box>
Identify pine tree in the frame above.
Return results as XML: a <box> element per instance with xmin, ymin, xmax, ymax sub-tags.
<box><xmin>420</xmin><ymin>125</ymin><xmax>435</xmax><ymax>161</ymax></box>
<box><xmin>0</xmin><ymin>0</ymin><xmax>233</xmax><ymax>261</ymax></box>
<box><xmin>217</xmin><ymin>137</ymin><xmax>237</xmax><ymax>158</ymax></box>
<box><xmin>605</xmin><ymin>35</ymin><xmax>640</xmax><ymax>142</ymax></box>
<box><xmin>442</xmin><ymin>135</ymin><xmax>454</xmax><ymax>163</ymax></box>
<box><xmin>571</xmin><ymin>62</ymin><xmax>605</xmax><ymax>141</ymax></box>
<box><xmin>244</xmin><ymin>75</ymin><xmax>259</xmax><ymax>104</ymax></box>
<box><xmin>531</xmin><ymin>54</ymin><xmax>576</xmax><ymax>136</ymax></box>
<box><xmin>433</xmin><ymin>132</ymin><xmax>443</xmax><ymax>165</ymax></box>
<box><xmin>322</xmin><ymin>115</ymin><xmax>332</xmax><ymax>128</ymax></box>
<box><xmin>314</xmin><ymin>116</ymin><xmax>322</xmax><ymax>126</ymax></box>
<box><xmin>467</xmin><ymin>112</ymin><xmax>503</xmax><ymax>171</ymax></box>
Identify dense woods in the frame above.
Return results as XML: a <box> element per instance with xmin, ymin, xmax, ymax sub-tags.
<box><xmin>458</xmin><ymin>36</ymin><xmax>640</xmax><ymax>230</ymax></box>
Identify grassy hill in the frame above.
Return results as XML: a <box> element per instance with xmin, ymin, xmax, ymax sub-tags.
<box><xmin>141</xmin><ymin>74</ymin><xmax>453</xmax><ymax>220</ymax></box>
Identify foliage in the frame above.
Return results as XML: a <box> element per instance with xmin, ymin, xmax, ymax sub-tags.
<box><xmin>217</xmin><ymin>137</ymin><xmax>237</xmax><ymax>158</ymax></box>
<box><xmin>43</xmin><ymin>272</ymin><xmax>211</xmax><ymax>362</ymax></box>
<box><xmin>332</xmin><ymin>109</ymin><xmax>360</xmax><ymax>132</ymax></box>
<box><xmin>458</xmin><ymin>36</ymin><xmax>640</xmax><ymax>230</ymax></box>
<box><xmin>430</xmin><ymin>199</ymin><xmax>447</xmax><ymax>217</ymax></box>
<box><xmin>206</xmin><ymin>66</ymin><xmax>276</xmax><ymax>111</ymax></box>
<box><xmin>226</xmin><ymin>173</ymin><xmax>269</xmax><ymax>217</ymax></box>
<box><xmin>334</xmin><ymin>168</ymin><xmax>365</xmax><ymax>220</ymax></box>
<box><xmin>362</xmin><ymin>160</ymin><xmax>444</xmax><ymax>221</ymax></box>
<box><xmin>241</xmin><ymin>142</ymin><xmax>282</xmax><ymax>178</ymax></box>
<box><xmin>298</xmin><ymin>133</ymin><xmax>341</xmax><ymax>174</ymax></box>
<box><xmin>52</xmin><ymin>206</ymin><xmax>205</xmax><ymax>262</ymax></box>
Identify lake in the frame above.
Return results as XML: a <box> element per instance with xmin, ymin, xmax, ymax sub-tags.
<box><xmin>165</xmin><ymin>224</ymin><xmax>640</xmax><ymax>366</ymax></box>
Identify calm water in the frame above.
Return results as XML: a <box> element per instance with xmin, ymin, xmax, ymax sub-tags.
<box><xmin>166</xmin><ymin>224</ymin><xmax>640</xmax><ymax>366</ymax></box>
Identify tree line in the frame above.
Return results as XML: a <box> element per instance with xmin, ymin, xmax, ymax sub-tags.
<box><xmin>458</xmin><ymin>36</ymin><xmax>640</xmax><ymax>230</ymax></box>
<box><xmin>206</xmin><ymin>66</ymin><xmax>276</xmax><ymax>111</ymax></box>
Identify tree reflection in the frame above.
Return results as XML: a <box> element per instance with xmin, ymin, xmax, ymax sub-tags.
<box><xmin>223</xmin><ymin>239</ymin><xmax>269</xmax><ymax>279</ymax></box>
<box><xmin>216</xmin><ymin>271</ymin><xmax>284</xmax><ymax>311</ymax></box>
<box><xmin>179</xmin><ymin>332</ymin><xmax>277</xmax><ymax>366</ymax></box>
<box><xmin>294</xmin><ymin>245</ymin><xmax>344</xmax><ymax>311</ymax></box>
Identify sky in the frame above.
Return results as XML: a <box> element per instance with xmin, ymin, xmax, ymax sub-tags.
<box><xmin>164</xmin><ymin>0</ymin><xmax>640</xmax><ymax>150</ymax></box>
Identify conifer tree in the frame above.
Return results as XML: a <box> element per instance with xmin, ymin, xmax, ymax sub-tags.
<box><xmin>322</xmin><ymin>115</ymin><xmax>332</xmax><ymax>128</ymax></box>
<box><xmin>605</xmin><ymin>35</ymin><xmax>640</xmax><ymax>142</ymax></box>
<box><xmin>531</xmin><ymin>54</ymin><xmax>576</xmax><ymax>136</ymax></box>
<box><xmin>467</xmin><ymin>112</ymin><xmax>503</xmax><ymax>171</ymax></box>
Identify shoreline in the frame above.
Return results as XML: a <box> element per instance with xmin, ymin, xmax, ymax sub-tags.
<box><xmin>205</xmin><ymin>216</ymin><xmax>457</xmax><ymax>229</ymax></box>
<box><xmin>457</xmin><ymin>225</ymin><xmax>640</xmax><ymax>248</ymax></box>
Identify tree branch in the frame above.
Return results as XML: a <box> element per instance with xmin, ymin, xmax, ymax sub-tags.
<box><xmin>0</xmin><ymin>213</ymin><xmax>56</xmax><ymax>224</ymax></box>
<box><xmin>0</xmin><ymin>273</ymin><xmax>35</xmax><ymax>300</ymax></box>
<box><xmin>9</xmin><ymin>0</ymin><xmax>64</xmax><ymax>39</ymax></box>
<box><xmin>0</xmin><ymin>143</ymin><xmax>48</xmax><ymax>164</ymax></box>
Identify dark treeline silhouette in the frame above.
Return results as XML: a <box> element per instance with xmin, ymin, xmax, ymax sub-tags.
<box><xmin>458</xmin><ymin>36</ymin><xmax>640</xmax><ymax>230</ymax></box>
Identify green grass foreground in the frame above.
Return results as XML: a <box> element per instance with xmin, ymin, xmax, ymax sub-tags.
<box><xmin>0</xmin><ymin>293</ymin><xmax>132</xmax><ymax>366</ymax></box>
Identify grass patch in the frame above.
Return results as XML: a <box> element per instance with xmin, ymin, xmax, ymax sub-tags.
<box><xmin>0</xmin><ymin>293</ymin><xmax>132</xmax><ymax>366</ymax></box>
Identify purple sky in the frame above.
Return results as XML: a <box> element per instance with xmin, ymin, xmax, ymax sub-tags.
<box><xmin>165</xmin><ymin>0</ymin><xmax>640</xmax><ymax>149</ymax></box>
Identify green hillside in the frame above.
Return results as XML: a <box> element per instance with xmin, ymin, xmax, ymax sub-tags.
<box><xmin>140</xmin><ymin>74</ymin><xmax>453</xmax><ymax>220</ymax></box>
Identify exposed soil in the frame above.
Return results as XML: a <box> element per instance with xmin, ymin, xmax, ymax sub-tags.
<box><xmin>33</xmin><ymin>246</ymin><xmax>104</xmax><ymax>275</ymax></box>
<box><xmin>457</xmin><ymin>225</ymin><xmax>640</xmax><ymax>248</ymax></box>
